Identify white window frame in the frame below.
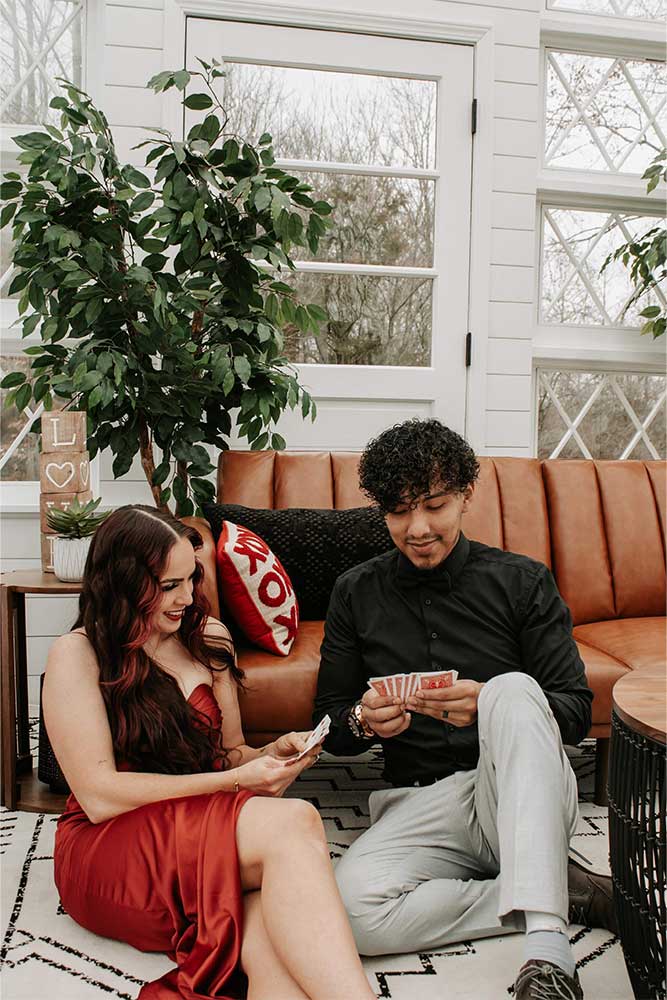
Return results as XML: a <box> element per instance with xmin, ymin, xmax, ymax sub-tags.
<box><xmin>0</xmin><ymin>0</ymin><xmax>104</xmax><ymax>511</ymax></box>
<box><xmin>535</xmin><ymin>11</ymin><xmax>665</xmax><ymax>369</ymax></box>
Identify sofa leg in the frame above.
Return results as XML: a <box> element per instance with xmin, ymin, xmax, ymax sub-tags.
<box><xmin>594</xmin><ymin>738</ymin><xmax>610</xmax><ymax>807</ymax></box>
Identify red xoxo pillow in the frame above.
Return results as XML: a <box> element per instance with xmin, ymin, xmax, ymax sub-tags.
<box><xmin>215</xmin><ymin>521</ymin><xmax>299</xmax><ymax>655</ymax></box>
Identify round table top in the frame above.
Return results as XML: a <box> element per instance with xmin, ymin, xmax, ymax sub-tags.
<box><xmin>613</xmin><ymin>664</ymin><xmax>666</xmax><ymax>745</ymax></box>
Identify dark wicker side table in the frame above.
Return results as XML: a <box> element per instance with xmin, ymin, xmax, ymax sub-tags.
<box><xmin>608</xmin><ymin>665</ymin><xmax>666</xmax><ymax>1000</ymax></box>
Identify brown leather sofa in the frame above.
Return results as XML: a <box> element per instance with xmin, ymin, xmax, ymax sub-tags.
<box><xmin>185</xmin><ymin>451</ymin><xmax>666</xmax><ymax>805</ymax></box>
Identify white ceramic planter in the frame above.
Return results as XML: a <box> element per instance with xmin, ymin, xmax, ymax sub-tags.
<box><xmin>52</xmin><ymin>536</ymin><xmax>92</xmax><ymax>582</ymax></box>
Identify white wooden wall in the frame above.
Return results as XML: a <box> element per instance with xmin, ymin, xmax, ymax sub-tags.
<box><xmin>2</xmin><ymin>0</ymin><xmax>541</xmax><ymax>703</ymax></box>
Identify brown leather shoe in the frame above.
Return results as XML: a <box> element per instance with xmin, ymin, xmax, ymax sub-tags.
<box><xmin>514</xmin><ymin>960</ymin><xmax>584</xmax><ymax>999</ymax></box>
<box><xmin>568</xmin><ymin>857</ymin><xmax>618</xmax><ymax>934</ymax></box>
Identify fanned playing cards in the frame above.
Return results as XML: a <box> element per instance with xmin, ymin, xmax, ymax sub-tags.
<box><xmin>367</xmin><ymin>670</ymin><xmax>458</xmax><ymax>700</ymax></box>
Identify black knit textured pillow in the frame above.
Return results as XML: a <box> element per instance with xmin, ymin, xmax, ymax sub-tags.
<box><xmin>203</xmin><ymin>503</ymin><xmax>394</xmax><ymax>620</ymax></box>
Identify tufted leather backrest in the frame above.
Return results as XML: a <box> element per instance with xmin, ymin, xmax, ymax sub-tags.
<box><xmin>218</xmin><ymin>451</ymin><xmax>666</xmax><ymax>625</ymax></box>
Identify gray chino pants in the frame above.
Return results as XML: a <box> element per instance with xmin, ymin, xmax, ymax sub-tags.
<box><xmin>335</xmin><ymin>672</ymin><xmax>580</xmax><ymax>956</ymax></box>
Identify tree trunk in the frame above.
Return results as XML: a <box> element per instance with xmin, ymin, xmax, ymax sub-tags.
<box><xmin>138</xmin><ymin>416</ymin><xmax>167</xmax><ymax>509</ymax></box>
<box><xmin>175</xmin><ymin>460</ymin><xmax>188</xmax><ymax>517</ymax></box>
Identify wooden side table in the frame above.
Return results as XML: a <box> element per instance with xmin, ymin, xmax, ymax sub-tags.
<box><xmin>1</xmin><ymin>571</ymin><xmax>81</xmax><ymax>811</ymax></box>
<box><xmin>608</xmin><ymin>665</ymin><xmax>666</xmax><ymax>1000</ymax></box>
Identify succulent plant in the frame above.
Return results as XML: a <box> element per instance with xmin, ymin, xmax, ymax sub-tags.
<box><xmin>46</xmin><ymin>496</ymin><xmax>109</xmax><ymax>539</ymax></box>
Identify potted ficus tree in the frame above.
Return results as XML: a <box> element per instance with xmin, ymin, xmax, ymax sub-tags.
<box><xmin>0</xmin><ymin>60</ymin><xmax>332</xmax><ymax>515</ymax></box>
<box><xmin>46</xmin><ymin>496</ymin><xmax>109</xmax><ymax>581</ymax></box>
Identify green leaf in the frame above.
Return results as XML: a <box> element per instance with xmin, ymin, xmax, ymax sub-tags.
<box><xmin>0</xmin><ymin>371</ymin><xmax>26</xmax><ymax>388</ymax></box>
<box><xmin>85</xmin><ymin>297</ymin><xmax>104</xmax><ymax>323</ymax></box>
<box><xmin>152</xmin><ymin>460</ymin><xmax>171</xmax><ymax>486</ymax></box>
<box><xmin>222</xmin><ymin>369</ymin><xmax>235</xmax><ymax>395</ymax></box>
<box><xmin>14</xmin><ymin>382</ymin><xmax>32</xmax><ymax>411</ymax></box>
<box><xmin>183</xmin><ymin>93</ymin><xmax>214</xmax><ymax>110</ymax></box>
<box><xmin>254</xmin><ymin>187</ymin><xmax>271</xmax><ymax>212</ymax></box>
<box><xmin>639</xmin><ymin>305</ymin><xmax>661</xmax><ymax>318</ymax></box>
<box><xmin>0</xmin><ymin>181</ymin><xmax>21</xmax><ymax>199</ymax></box>
<box><xmin>312</xmin><ymin>200</ymin><xmax>333</xmax><ymax>215</ymax></box>
<box><xmin>131</xmin><ymin>191</ymin><xmax>155</xmax><ymax>213</ymax></box>
<box><xmin>0</xmin><ymin>201</ymin><xmax>17</xmax><ymax>227</ymax></box>
<box><xmin>173</xmin><ymin>69</ymin><xmax>191</xmax><ymax>91</ymax></box>
<box><xmin>271</xmin><ymin>432</ymin><xmax>286</xmax><ymax>450</ymax></box>
<box><xmin>233</xmin><ymin>356</ymin><xmax>252</xmax><ymax>383</ymax></box>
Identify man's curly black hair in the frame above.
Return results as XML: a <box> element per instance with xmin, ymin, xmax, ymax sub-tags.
<box><xmin>358</xmin><ymin>419</ymin><xmax>480</xmax><ymax>513</ymax></box>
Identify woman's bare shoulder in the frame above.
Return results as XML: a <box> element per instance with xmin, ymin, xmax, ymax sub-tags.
<box><xmin>46</xmin><ymin>630</ymin><xmax>99</xmax><ymax>678</ymax></box>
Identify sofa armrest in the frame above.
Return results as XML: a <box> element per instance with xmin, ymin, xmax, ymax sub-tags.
<box><xmin>180</xmin><ymin>516</ymin><xmax>220</xmax><ymax>619</ymax></box>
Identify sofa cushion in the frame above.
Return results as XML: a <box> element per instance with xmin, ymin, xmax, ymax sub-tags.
<box><xmin>204</xmin><ymin>503</ymin><xmax>394</xmax><ymax>620</ymax></box>
<box><xmin>237</xmin><ymin>621</ymin><xmax>324</xmax><ymax>733</ymax></box>
<box><xmin>215</xmin><ymin>519</ymin><xmax>299</xmax><ymax>656</ymax></box>
<box><xmin>573</xmin><ymin>618</ymin><xmax>667</xmax><ymax>672</ymax></box>
<box><xmin>575</xmin><ymin>640</ymin><xmax>628</xmax><ymax>728</ymax></box>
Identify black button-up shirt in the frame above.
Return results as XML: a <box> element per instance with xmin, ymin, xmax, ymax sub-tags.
<box><xmin>313</xmin><ymin>533</ymin><xmax>593</xmax><ymax>787</ymax></box>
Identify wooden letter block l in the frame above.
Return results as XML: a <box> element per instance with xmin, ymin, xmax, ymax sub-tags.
<box><xmin>41</xmin><ymin>411</ymin><xmax>86</xmax><ymax>454</ymax></box>
<box><xmin>40</xmin><ymin>491</ymin><xmax>93</xmax><ymax>533</ymax></box>
<box><xmin>40</xmin><ymin>451</ymin><xmax>90</xmax><ymax>495</ymax></box>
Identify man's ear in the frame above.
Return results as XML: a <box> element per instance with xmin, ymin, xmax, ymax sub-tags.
<box><xmin>461</xmin><ymin>484</ymin><xmax>475</xmax><ymax>513</ymax></box>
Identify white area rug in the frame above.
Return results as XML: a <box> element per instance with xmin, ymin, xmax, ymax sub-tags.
<box><xmin>1</xmin><ymin>742</ymin><xmax>632</xmax><ymax>1000</ymax></box>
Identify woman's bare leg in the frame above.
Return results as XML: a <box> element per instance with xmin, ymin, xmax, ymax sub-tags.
<box><xmin>236</xmin><ymin>798</ymin><xmax>375</xmax><ymax>1000</ymax></box>
<box><xmin>242</xmin><ymin>891</ymin><xmax>309</xmax><ymax>1000</ymax></box>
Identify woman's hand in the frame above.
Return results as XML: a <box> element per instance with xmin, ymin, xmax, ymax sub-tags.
<box><xmin>232</xmin><ymin>752</ymin><xmax>317</xmax><ymax>797</ymax></box>
<box><xmin>269</xmin><ymin>731</ymin><xmax>312</xmax><ymax>760</ymax></box>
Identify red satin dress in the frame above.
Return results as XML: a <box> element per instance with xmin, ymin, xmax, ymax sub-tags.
<box><xmin>54</xmin><ymin>683</ymin><xmax>255</xmax><ymax>999</ymax></box>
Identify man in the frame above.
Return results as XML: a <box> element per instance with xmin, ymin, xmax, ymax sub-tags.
<box><xmin>313</xmin><ymin>419</ymin><xmax>616</xmax><ymax>1000</ymax></box>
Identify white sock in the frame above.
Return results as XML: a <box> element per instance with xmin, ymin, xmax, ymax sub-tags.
<box><xmin>524</xmin><ymin>919</ymin><xmax>575</xmax><ymax>980</ymax></box>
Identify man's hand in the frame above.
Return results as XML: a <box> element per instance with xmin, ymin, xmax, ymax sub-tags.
<box><xmin>361</xmin><ymin>689</ymin><xmax>411</xmax><ymax>738</ymax></box>
<box><xmin>407</xmin><ymin>679</ymin><xmax>484</xmax><ymax>728</ymax></box>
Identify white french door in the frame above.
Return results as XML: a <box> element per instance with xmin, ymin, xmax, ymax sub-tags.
<box><xmin>186</xmin><ymin>17</ymin><xmax>474</xmax><ymax>448</ymax></box>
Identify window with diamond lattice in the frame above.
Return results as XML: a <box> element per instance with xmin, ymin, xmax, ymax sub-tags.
<box><xmin>0</xmin><ymin>0</ymin><xmax>84</xmax><ymax>126</ymax></box>
<box><xmin>547</xmin><ymin>0</ymin><xmax>665</xmax><ymax>21</ymax></box>
<box><xmin>0</xmin><ymin>354</ymin><xmax>42</xmax><ymax>479</ymax></box>
<box><xmin>545</xmin><ymin>50</ymin><xmax>666</xmax><ymax>175</ymax></box>
<box><xmin>537</xmin><ymin>369</ymin><xmax>666</xmax><ymax>459</ymax></box>
<box><xmin>540</xmin><ymin>207</ymin><xmax>665</xmax><ymax>326</ymax></box>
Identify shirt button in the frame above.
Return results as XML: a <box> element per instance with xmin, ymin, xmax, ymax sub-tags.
<box><xmin>424</xmin><ymin>598</ymin><xmax>432</xmax><ymax>606</ymax></box>
<box><xmin>431</xmin><ymin>632</ymin><xmax>438</xmax><ymax>639</ymax></box>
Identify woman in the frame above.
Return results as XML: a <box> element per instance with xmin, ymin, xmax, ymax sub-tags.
<box><xmin>43</xmin><ymin>505</ymin><xmax>376</xmax><ymax>1000</ymax></box>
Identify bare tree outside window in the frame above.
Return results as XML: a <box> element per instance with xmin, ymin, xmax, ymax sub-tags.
<box><xmin>545</xmin><ymin>51</ymin><xmax>666</xmax><ymax>175</ymax></box>
<box><xmin>209</xmin><ymin>62</ymin><xmax>438</xmax><ymax>367</ymax></box>
<box><xmin>537</xmin><ymin>369</ymin><xmax>666</xmax><ymax>459</ymax></box>
<box><xmin>0</xmin><ymin>354</ymin><xmax>40</xmax><ymax>479</ymax></box>
<box><xmin>0</xmin><ymin>0</ymin><xmax>84</xmax><ymax>126</ymax></box>
<box><xmin>548</xmin><ymin>0</ymin><xmax>665</xmax><ymax>19</ymax></box>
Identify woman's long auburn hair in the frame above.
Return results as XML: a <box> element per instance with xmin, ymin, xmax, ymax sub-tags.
<box><xmin>73</xmin><ymin>504</ymin><xmax>244</xmax><ymax>774</ymax></box>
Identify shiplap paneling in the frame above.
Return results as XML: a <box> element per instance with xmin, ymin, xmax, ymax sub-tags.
<box><xmin>489</xmin><ymin>301</ymin><xmax>535</xmax><ymax>338</ymax></box>
<box><xmin>485</xmin><ymin>409</ymin><xmax>532</xmax><ymax>447</ymax></box>
<box><xmin>494</xmin><ymin>44</ymin><xmax>539</xmax><ymax>84</ymax></box>
<box><xmin>490</xmin><ymin>264</ymin><xmax>534</xmax><ymax>302</ymax></box>
<box><xmin>105</xmin><ymin>5</ymin><xmax>163</xmax><ymax>47</ymax></box>
<box><xmin>486</xmin><ymin>373</ymin><xmax>532</xmax><ymax>410</ymax></box>
<box><xmin>493</xmin><ymin>118</ymin><xmax>538</xmax><ymax>158</ymax></box>
<box><xmin>104</xmin><ymin>85</ymin><xmax>162</xmax><ymax>127</ymax></box>
<box><xmin>493</xmin><ymin>154</ymin><xmax>538</xmax><ymax>194</ymax></box>
<box><xmin>105</xmin><ymin>45</ymin><xmax>163</xmax><ymax>87</ymax></box>
<box><xmin>493</xmin><ymin>81</ymin><xmax>539</xmax><ymax>122</ymax></box>
<box><xmin>487</xmin><ymin>338</ymin><xmax>533</xmax><ymax>374</ymax></box>
<box><xmin>491</xmin><ymin>191</ymin><xmax>535</xmax><ymax>230</ymax></box>
<box><xmin>26</xmin><ymin>596</ymin><xmax>79</xmax><ymax>637</ymax></box>
<box><xmin>490</xmin><ymin>228</ymin><xmax>535</xmax><ymax>266</ymax></box>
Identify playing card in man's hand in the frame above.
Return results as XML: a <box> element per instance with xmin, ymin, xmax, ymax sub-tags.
<box><xmin>367</xmin><ymin>670</ymin><xmax>459</xmax><ymax>698</ymax></box>
<box><xmin>418</xmin><ymin>670</ymin><xmax>459</xmax><ymax>690</ymax></box>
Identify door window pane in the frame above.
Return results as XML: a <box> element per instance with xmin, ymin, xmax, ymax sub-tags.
<box><xmin>216</xmin><ymin>62</ymin><xmax>437</xmax><ymax>169</ymax></box>
<box><xmin>282</xmin><ymin>272</ymin><xmax>432</xmax><ymax>365</ymax></box>
<box><xmin>293</xmin><ymin>172</ymin><xmax>434</xmax><ymax>267</ymax></box>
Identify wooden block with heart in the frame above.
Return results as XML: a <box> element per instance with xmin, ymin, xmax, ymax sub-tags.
<box><xmin>40</xmin><ymin>451</ymin><xmax>91</xmax><ymax>496</ymax></box>
<box><xmin>41</xmin><ymin>411</ymin><xmax>87</xmax><ymax>454</ymax></box>
<box><xmin>40</xmin><ymin>490</ymin><xmax>93</xmax><ymax>533</ymax></box>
